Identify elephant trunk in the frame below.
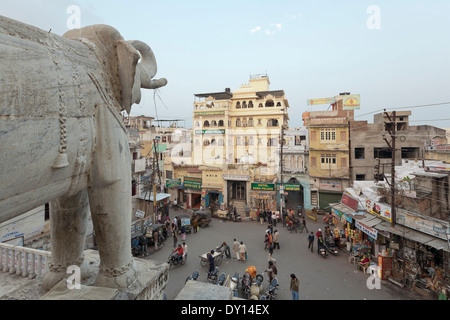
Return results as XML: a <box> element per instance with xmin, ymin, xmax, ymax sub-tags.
<box><xmin>128</xmin><ymin>40</ymin><xmax>167</xmax><ymax>90</ymax></box>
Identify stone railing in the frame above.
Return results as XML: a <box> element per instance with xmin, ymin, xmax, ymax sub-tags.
<box><xmin>0</xmin><ymin>242</ymin><xmax>50</xmax><ymax>279</ymax></box>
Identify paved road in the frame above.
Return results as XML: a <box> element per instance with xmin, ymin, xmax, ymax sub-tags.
<box><xmin>144</xmin><ymin>212</ymin><xmax>426</xmax><ymax>300</ymax></box>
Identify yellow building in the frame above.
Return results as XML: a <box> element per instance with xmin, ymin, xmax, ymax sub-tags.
<box><xmin>189</xmin><ymin>75</ymin><xmax>290</xmax><ymax>215</ymax></box>
<box><xmin>304</xmin><ymin>96</ymin><xmax>353</xmax><ymax>209</ymax></box>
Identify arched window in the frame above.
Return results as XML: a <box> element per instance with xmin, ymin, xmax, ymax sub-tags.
<box><xmin>195</xmin><ymin>139</ymin><xmax>200</xmax><ymax>146</ymax></box>
<box><xmin>258</xmin><ymin>103</ymin><xmax>263</xmax><ymax>108</ymax></box>
<box><xmin>211</xmin><ymin>137</ymin><xmax>217</xmax><ymax>145</ymax></box>
<box><xmin>248</xmin><ymin>136</ymin><xmax>254</xmax><ymax>145</ymax></box>
<box><xmin>218</xmin><ymin>139</ymin><xmax>224</xmax><ymax>146</ymax></box>
<box><xmin>218</xmin><ymin>120</ymin><xmax>224</xmax><ymax>127</ymax></box>
<box><xmin>236</xmin><ymin>137</ymin><xmax>242</xmax><ymax>145</ymax></box>
<box><xmin>211</xmin><ymin>120</ymin><xmax>217</xmax><ymax>127</ymax></box>
<box><xmin>195</xmin><ymin>121</ymin><xmax>200</xmax><ymax>127</ymax></box>
<box><xmin>248</xmin><ymin>117</ymin><xmax>254</xmax><ymax>127</ymax></box>
<box><xmin>242</xmin><ymin>118</ymin><xmax>247</xmax><ymax>127</ymax></box>
<box><xmin>267</xmin><ymin>119</ymin><xmax>279</xmax><ymax>127</ymax></box>
<box><xmin>236</xmin><ymin>118</ymin><xmax>241</xmax><ymax>127</ymax></box>
<box><xmin>276</xmin><ymin>102</ymin><xmax>282</xmax><ymax>107</ymax></box>
<box><xmin>204</xmin><ymin>120</ymin><xmax>210</xmax><ymax>127</ymax></box>
<box><xmin>203</xmin><ymin>139</ymin><xmax>210</xmax><ymax>146</ymax></box>
<box><xmin>248</xmin><ymin>101</ymin><xmax>254</xmax><ymax>108</ymax></box>
<box><xmin>265</xmin><ymin>99</ymin><xmax>275</xmax><ymax>107</ymax></box>
<box><xmin>242</xmin><ymin>101</ymin><xmax>247</xmax><ymax>108</ymax></box>
<box><xmin>236</xmin><ymin>101</ymin><xmax>241</xmax><ymax>109</ymax></box>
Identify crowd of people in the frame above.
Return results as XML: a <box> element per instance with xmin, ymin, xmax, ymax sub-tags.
<box><xmin>160</xmin><ymin>204</ymin><xmax>320</xmax><ymax>300</ymax></box>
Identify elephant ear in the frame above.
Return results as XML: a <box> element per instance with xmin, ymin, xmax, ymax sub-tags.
<box><xmin>116</xmin><ymin>40</ymin><xmax>140</xmax><ymax>114</ymax></box>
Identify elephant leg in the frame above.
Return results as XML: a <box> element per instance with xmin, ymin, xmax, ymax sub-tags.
<box><xmin>42</xmin><ymin>190</ymin><xmax>89</xmax><ymax>291</ymax></box>
<box><xmin>89</xmin><ymin>180</ymin><xmax>137</xmax><ymax>289</ymax></box>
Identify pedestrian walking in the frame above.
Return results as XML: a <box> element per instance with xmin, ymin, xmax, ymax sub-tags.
<box><xmin>271</xmin><ymin>211</ymin><xmax>277</xmax><ymax>227</ymax></box>
<box><xmin>173</xmin><ymin>198</ymin><xmax>178</xmax><ymax>211</ymax></box>
<box><xmin>193</xmin><ymin>217</ymin><xmax>199</xmax><ymax>234</ymax></box>
<box><xmin>268</xmin><ymin>246</ymin><xmax>276</xmax><ymax>264</ymax></box>
<box><xmin>307</xmin><ymin>232</ymin><xmax>314</xmax><ymax>252</ymax></box>
<box><xmin>302</xmin><ymin>216</ymin><xmax>308</xmax><ymax>233</ymax></box>
<box><xmin>238</xmin><ymin>241</ymin><xmax>247</xmax><ymax>262</ymax></box>
<box><xmin>290</xmin><ymin>274</ymin><xmax>299</xmax><ymax>300</ymax></box>
<box><xmin>233</xmin><ymin>238</ymin><xmax>240</xmax><ymax>259</ymax></box>
<box><xmin>273</xmin><ymin>229</ymin><xmax>280</xmax><ymax>249</ymax></box>
<box><xmin>207</xmin><ymin>251</ymin><xmax>215</xmax><ymax>273</ymax></box>
<box><xmin>172</xmin><ymin>228</ymin><xmax>178</xmax><ymax>248</ymax></box>
<box><xmin>180</xmin><ymin>226</ymin><xmax>186</xmax><ymax>241</ymax></box>
<box><xmin>264</xmin><ymin>261</ymin><xmax>278</xmax><ymax>284</ymax></box>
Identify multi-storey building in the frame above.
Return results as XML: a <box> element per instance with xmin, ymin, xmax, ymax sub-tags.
<box><xmin>351</xmin><ymin>111</ymin><xmax>447</xmax><ymax>181</ymax></box>
<box><xmin>303</xmin><ymin>95</ymin><xmax>354</xmax><ymax>209</ymax></box>
<box><xmin>166</xmin><ymin>75</ymin><xmax>292</xmax><ymax>216</ymax></box>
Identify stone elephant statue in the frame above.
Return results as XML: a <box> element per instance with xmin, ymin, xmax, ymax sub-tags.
<box><xmin>0</xmin><ymin>15</ymin><xmax>167</xmax><ymax>290</ymax></box>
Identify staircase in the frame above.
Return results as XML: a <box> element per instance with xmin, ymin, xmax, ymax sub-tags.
<box><xmin>229</xmin><ymin>199</ymin><xmax>247</xmax><ymax>217</ymax></box>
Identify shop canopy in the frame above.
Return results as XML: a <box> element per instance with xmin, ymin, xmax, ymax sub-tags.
<box><xmin>375</xmin><ymin>221</ymin><xmax>450</xmax><ymax>253</ymax></box>
<box><xmin>138</xmin><ymin>193</ymin><xmax>171</xmax><ymax>202</ymax></box>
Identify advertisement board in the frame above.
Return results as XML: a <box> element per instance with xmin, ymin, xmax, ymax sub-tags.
<box><xmin>365</xmin><ymin>199</ymin><xmax>392</xmax><ymax>223</ymax></box>
<box><xmin>342</xmin><ymin>94</ymin><xmax>361</xmax><ymax>110</ymax></box>
<box><xmin>307</xmin><ymin>97</ymin><xmax>335</xmax><ymax>106</ymax></box>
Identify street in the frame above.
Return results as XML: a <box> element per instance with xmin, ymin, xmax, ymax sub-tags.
<box><xmin>144</xmin><ymin>210</ymin><xmax>425</xmax><ymax>300</ymax></box>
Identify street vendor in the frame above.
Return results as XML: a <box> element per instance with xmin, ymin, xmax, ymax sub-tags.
<box><xmin>360</xmin><ymin>255</ymin><xmax>370</xmax><ymax>265</ymax></box>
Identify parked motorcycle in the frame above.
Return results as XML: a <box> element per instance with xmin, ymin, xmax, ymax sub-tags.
<box><xmin>230</xmin><ymin>272</ymin><xmax>240</xmax><ymax>297</ymax></box>
<box><xmin>185</xmin><ymin>270</ymin><xmax>199</xmax><ymax>284</ymax></box>
<box><xmin>223</xmin><ymin>207</ymin><xmax>241</xmax><ymax>222</ymax></box>
<box><xmin>217</xmin><ymin>272</ymin><xmax>227</xmax><ymax>286</ymax></box>
<box><xmin>241</xmin><ymin>270</ymin><xmax>252</xmax><ymax>299</ymax></box>
<box><xmin>207</xmin><ymin>266</ymin><xmax>220</xmax><ymax>284</ymax></box>
<box><xmin>250</xmin><ymin>274</ymin><xmax>264</xmax><ymax>300</ymax></box>
<box><xmin>168</xmin><ymin>252</ymin><xmax>187</xmax><ymax>267</ymax></box>
<box><xmin>287</xmin><ymin>218</ymin><xmax>301</xmax><ymax>233</ymax></box>
<box><xmin>325</xmin><ymin>236</ymin><xmax>339</xmax><ymax>255</ymax></box>
<box><xmin>260</xmin><ymin>277</ymin><xmax>279</xmax><ymax>300</ymax></box>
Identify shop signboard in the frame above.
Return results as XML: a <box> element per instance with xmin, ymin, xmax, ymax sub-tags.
<box><xmin>341</xmin><ymin>193</ymin><xmax>359</xmax><ymax>211</ymax></box>
<box><xmin>166</xmin><ymin>178</ymin><xmax>182</xmax><ymax>188</ymax></box>
<box><xmin>319</xmin><ymin>179</ymin><xmax>342</xmax><ymax>192</ymax></box>
<box><xmin>365</xmin><ymin>199</ymin><xmax>392</xmax><ymax>223</ymax></box>
<box><xmin>276</xmin><ymin>183</ymin><xmax>301</xmax><ymax>191</ymax></box>
<box><xmin>396</xmin><ymin>208</ymin><xmax>450</xmax><ymax>241</ymax></box>
<box><xmin>307</xmin><ymin>97</ymin><xmax>336</xmax><ymax>106</ymax></box>
<box><xmin>194</xmin><ymin>111</ymin><xmax>226</xmax><ymax>116</ymax></box>
<box><xmin>355</xmin><ymin>220</ymin><xmax>378</xmax><ymax>240</ymax></box>
<box><xmin>194</xmin><ymin>129</ymin><xmax>226</xmax><ymax>135</ymax></box>
<box><xmin>184</xmin><ymin>177</ymin><xmax>202</xmax><ymax>190</ymax></box>
<box><xmin>251</xmin><ymin>183</ymin><xmax>275</xmax><ymax>191</ymax></box>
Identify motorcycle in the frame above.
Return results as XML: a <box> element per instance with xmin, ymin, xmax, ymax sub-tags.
<box><xmin>168</xmin><ymin>252</ymin><xmax>187</xmax><ymax>267</ymax></box>
<box><xmin>317</xmin><ymin>238</ymin><xmax>328</xmax><ymax>258</ymax></box>
<box><xmin>325</xmin><ymin>236</ymin><xmax>339</xmax><ymax>255</ymax></box>
<box><xmin>217</xmin><ymin>272</ymin><xmax>227</xmax><ymax>286</ymax></box>
<box><xmin>287</xmin><ymin>218</ymin><xmax>301</xmax><ymax>233</ymax></box>
<box><xmin>230</xmin><ymin>272</ymin><xmax>240</xmax><ymax>297</ymax></box>
<box><xmin>241</xmin><ymin>270</ymin><xmax>252</xmax><ymax>299</ymax></box>
<box><xmin>185</xmin><ymin>270</ymin><xmax>199</xmax><ymax>284</ymax></box>
<box><xmin>225</xmin><ymin>207</ymin><xmax>241</xmax><ymax>222</ymax></box>
<box><xmin>250</xmin><ymin>274</ymin><xmax>264</xmax><ymax>300</ymax></box>
<box><xmin>207</xmin><ymin>266</ymin><xmax>220</xmax><ymax>284</ymax></box>
<box><xmin>260</xmin><ymin>277</ymin><xmax>279</xmax><ymax>300</ymax></box>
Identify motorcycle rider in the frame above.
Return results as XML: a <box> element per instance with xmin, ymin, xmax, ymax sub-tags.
<box><xmin>173</xmin><ymin>244</ymin><xmax>184</xmax><ymax>263</ymax></box>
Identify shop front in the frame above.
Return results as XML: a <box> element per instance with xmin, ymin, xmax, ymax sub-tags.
<box><xmin>249</xmin><ymin>183</ymin><xmax>277</xmax><ymax>217</ymax></box>
<box><xmin>183</xmin><ymin>176</ymin><xmax>202</xmax><ymax>209</ymax></box>
<box><xmin>375</xmin><ymin>217</ymin><xmax>450</xmax><ymax>297</ymax></box>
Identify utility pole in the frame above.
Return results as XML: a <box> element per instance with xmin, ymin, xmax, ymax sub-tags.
<box><xmin>383</xmin><ymin>110</ymin><xmax>396</xmax><ymax>227</ymax></box>
<box><xmin>280</xmin><ymin>124</ymin><xmax>285</xmax><ymax>214</ymax></box>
